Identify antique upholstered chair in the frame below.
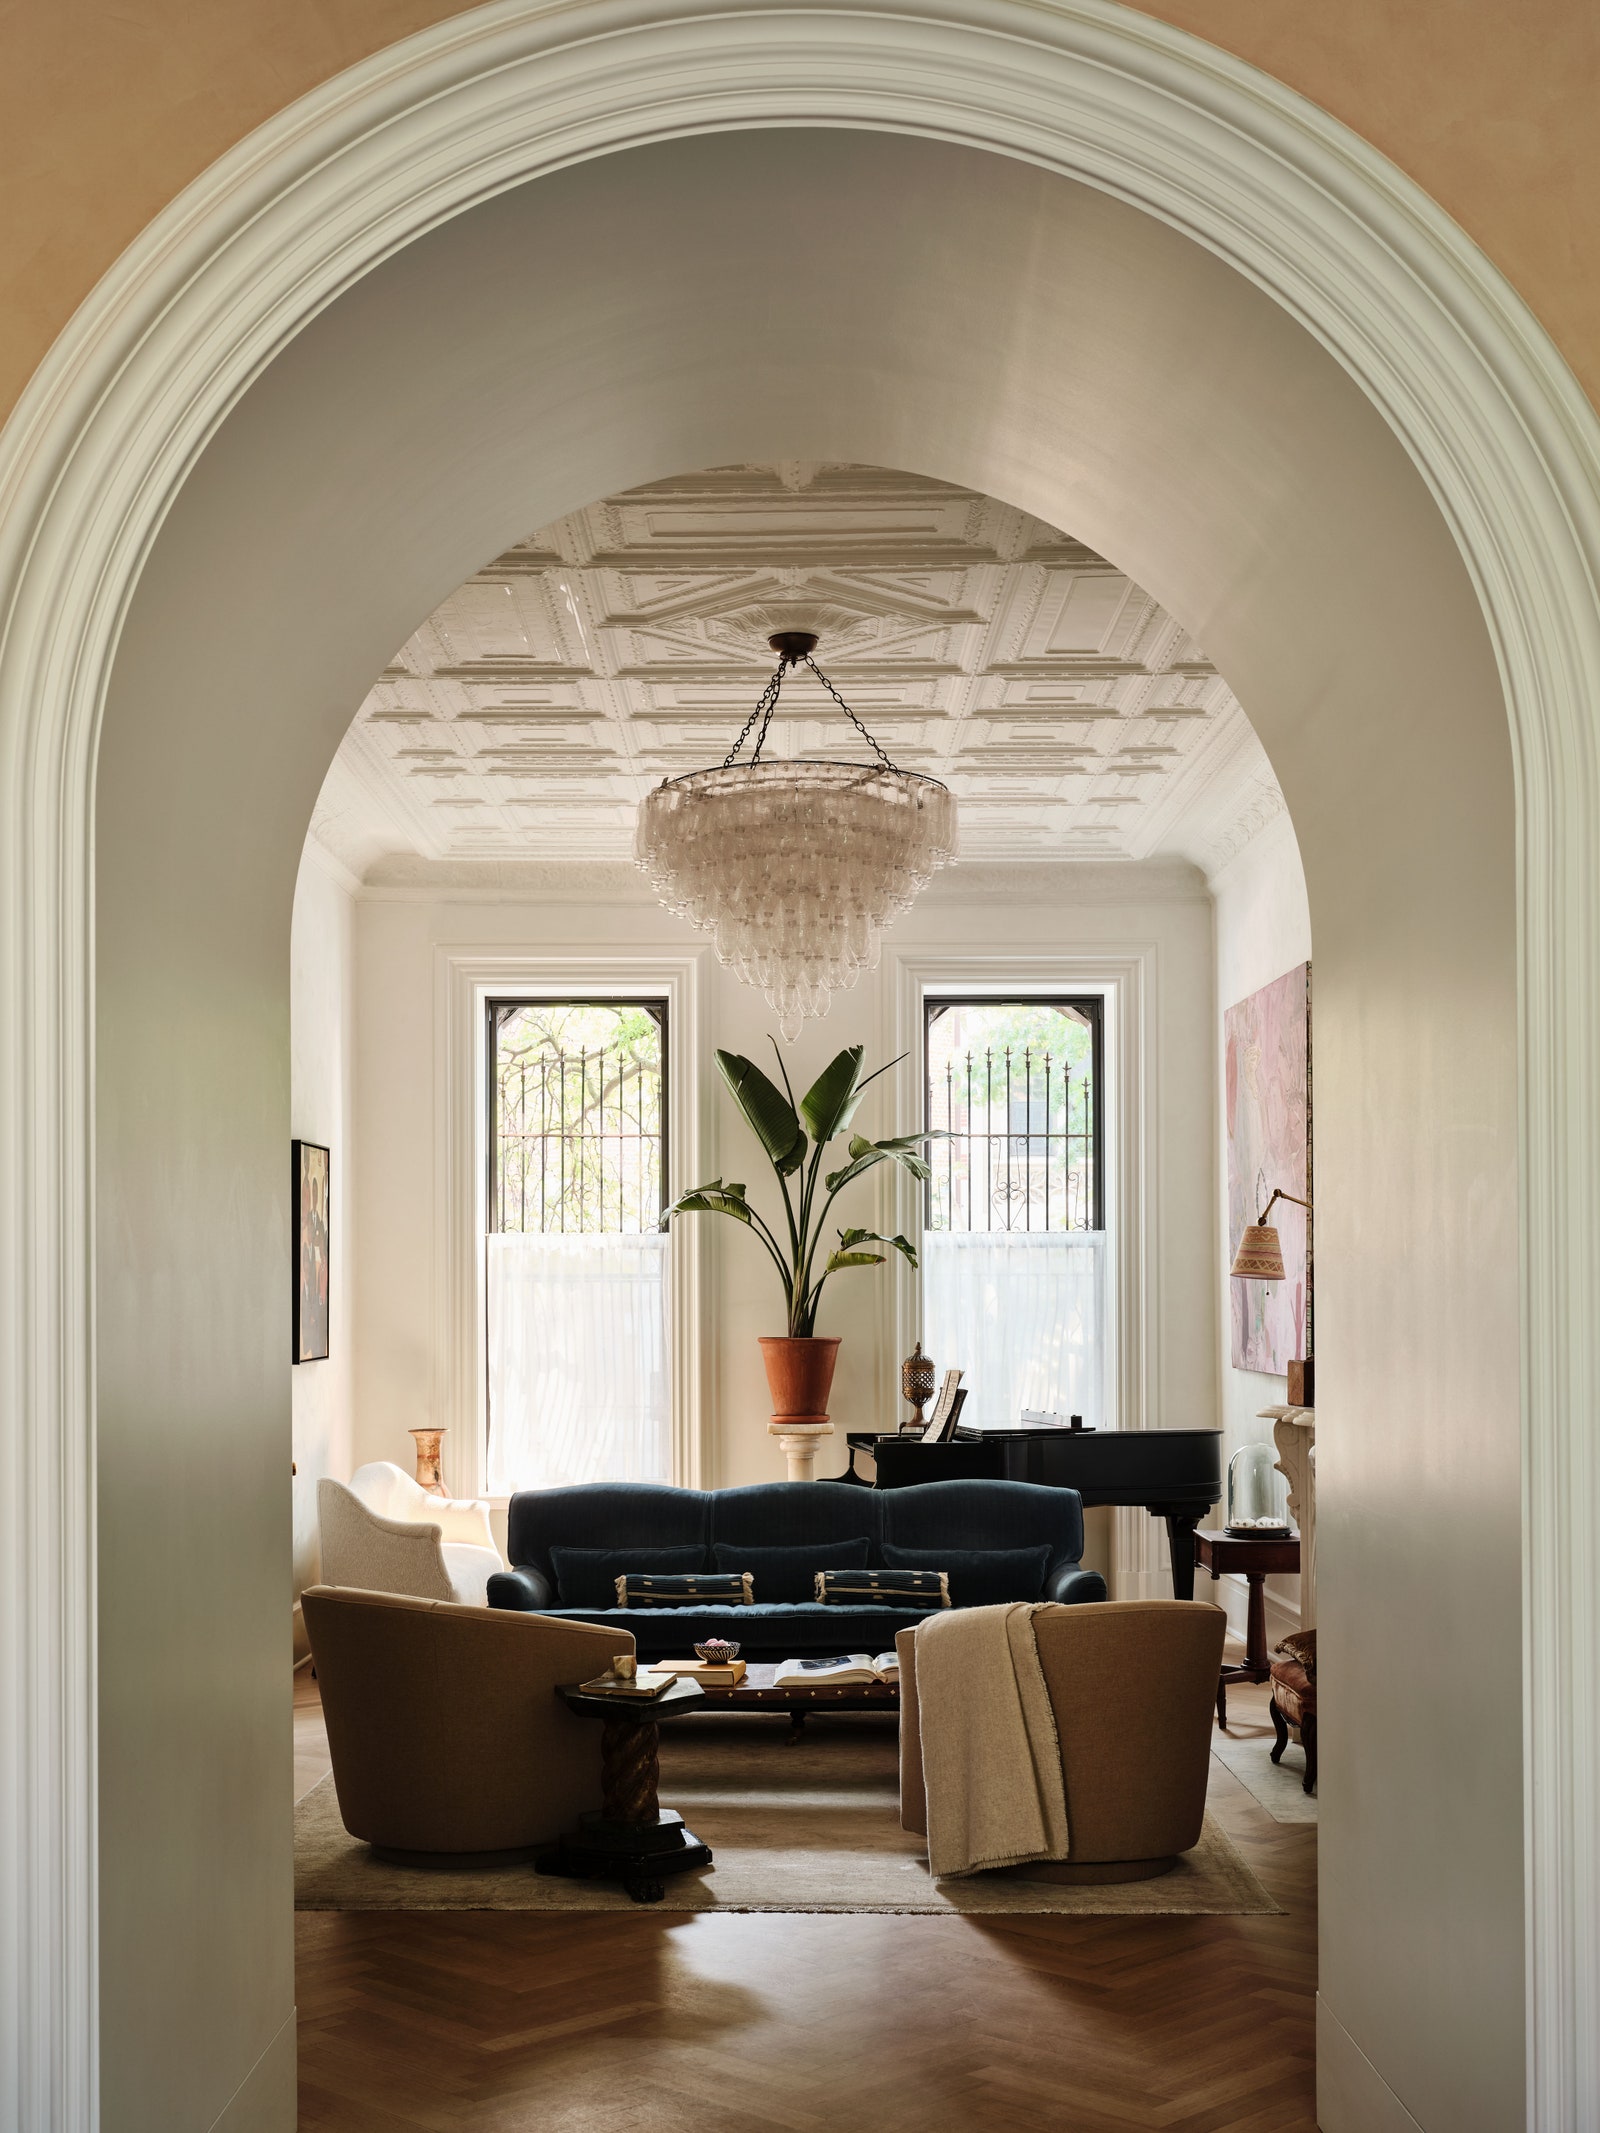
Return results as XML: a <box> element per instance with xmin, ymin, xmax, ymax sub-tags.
<box><xmin>316</xmin><ymin>1460</ymin><xmax>502</xmax><ymax>1605</ymax></box>
<box><xmin>301</xmin><ymin>1585</ymin><xmax>626</xmax><ymax>1859</ymax></box>
<box><xmin>1269</xmin><ymin>1628</ymin><xmax>1318</xmax><ymax>1793</ymax></box>
<box><xmin>897</xmin><ymin>1599</ymin><xmax>1226</xmax><ymax>1881</ymax></box>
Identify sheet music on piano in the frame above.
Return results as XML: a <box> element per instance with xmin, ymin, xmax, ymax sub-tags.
<box><xmin>919</xmin><ymin>1369</ymin><xmax>967</xmax><ymax>1442</ymax></box>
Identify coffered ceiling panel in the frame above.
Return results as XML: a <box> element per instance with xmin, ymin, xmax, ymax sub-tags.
<box><xmin>311</xmin><ymin>462</ymin><xmax>1284</xmax><ymax>879</ymax></box>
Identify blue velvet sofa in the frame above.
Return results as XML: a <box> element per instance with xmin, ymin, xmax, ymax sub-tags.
<box><xmin>486</xmin><ymin>1478</ymin><xmax>1107</xmax><ymax>1658</ymax></box>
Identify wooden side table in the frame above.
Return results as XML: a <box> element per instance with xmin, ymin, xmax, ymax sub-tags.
<box><xmin>1193</xmin><ymin>1527</ymin><xmax>1301</xmax><ymax>1727</ymax></box>
<box><xmin>536</xmin><ymin>1677</ymin><xmax>712</xmax><ymax>1902</ymax></box>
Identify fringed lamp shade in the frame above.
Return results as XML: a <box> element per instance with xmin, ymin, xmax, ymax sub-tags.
<box><xmin>635</xmin><ymin>633</ymin><xmax>958</xmax><ymax>1040</ymax></box>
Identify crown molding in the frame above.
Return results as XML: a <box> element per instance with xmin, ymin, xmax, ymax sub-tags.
<box><xmin>1197</xmin><ymin>778</ymin><xmax>1292</xmax><ymax>887</ymax></box>
<box><xmin>298</xmin><ymin>828</ymin><xmax>365</xmax><ymax>901</ymax></box>
<box><xmin>351</xmin><ymin>851</ymin><xmax>1211</xmax><ymax>907</ymax></box>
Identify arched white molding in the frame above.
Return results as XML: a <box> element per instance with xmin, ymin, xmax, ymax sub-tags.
<box><xmin>1</xmin><ymin>3</ymin><xmax>1597</xmax><ymax>2126</ymax></box>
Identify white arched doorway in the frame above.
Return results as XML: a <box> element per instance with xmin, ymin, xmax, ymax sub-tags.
<box><xmin>2</xmin><ymin>10</ymin><xmax>1597</xmax><ymax>2132</ymax></box>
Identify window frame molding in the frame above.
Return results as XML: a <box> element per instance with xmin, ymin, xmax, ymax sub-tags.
<box><xmin>438</xmin><ymin>945</ymin><xmax>715</xmax><ymax>1500</ymax></box>
<box><xmin>883</xmin><ymin>946</ymin><xmax>1162</xmax><ymax>1594</ymax></box>
<box><xmin>922</xmin><ymin>991</ymin><xmax>1107</xmax><ymax>1236</ymax></box>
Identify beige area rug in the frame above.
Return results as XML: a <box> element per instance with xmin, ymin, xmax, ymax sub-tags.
<box><xmin>296</xmin><ymin>1714</ymin><xmax>1281</xmax><ymax>1916</ymax></box>
<box><xmin>1211</xmin><ymin>1716</ymin><xmax>1318</xmax><ymax>1825</ymax></box>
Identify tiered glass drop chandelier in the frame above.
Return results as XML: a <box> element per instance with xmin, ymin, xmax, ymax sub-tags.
<box><xmin>636</xmin><ymin>632</ymin><xmax>958</xmax><ymax>1040</ymax></box>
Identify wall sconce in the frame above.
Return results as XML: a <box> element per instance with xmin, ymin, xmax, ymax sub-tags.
<box><xmin>1230</xmin><ymin>1186</ymin><xmax>1310</xmax><ymax>1281</ymax></box>
<box><xmin>1231</xmin><ymin>1187</ymin><xmax>1314</xmax><ymax>1405</ymax></box>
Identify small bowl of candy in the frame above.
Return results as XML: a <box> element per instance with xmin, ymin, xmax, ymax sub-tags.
<box><xmin>694</xmin><ymin>1638</ymin><xmax>741</xmax><ymax>1664</ymax></box>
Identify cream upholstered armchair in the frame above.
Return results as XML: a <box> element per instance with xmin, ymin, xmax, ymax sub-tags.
<box><xmin>316</xmin><ymin>1461</ymin><xmax>503</xmax><ymax>1606</ymax></box>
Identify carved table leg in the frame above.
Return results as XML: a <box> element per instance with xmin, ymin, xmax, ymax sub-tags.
<box><xmin>600</xmin><ymin>1715</ymin><xmax>660</xmax><ymax>1823</ymax></box>
<box><xmin>538</xmin><ymin>1705</ymin><xmax>712</xmax><ymax>1902</ymax></box>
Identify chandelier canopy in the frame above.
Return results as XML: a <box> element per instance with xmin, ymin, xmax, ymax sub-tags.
<box><xmin>636</xmin><ymin>633</ymin><xmax>958</xmax><ymax>1039</ymax></box>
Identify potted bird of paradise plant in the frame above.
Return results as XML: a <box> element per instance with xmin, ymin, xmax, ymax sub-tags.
<box><xmin>662</xmin><ymin>1042</ymin><xmax>935</xmax><ymax>1435</ymax></box>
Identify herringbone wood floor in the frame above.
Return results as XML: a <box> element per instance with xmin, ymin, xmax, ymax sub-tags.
<box><xmin>294</xmin><ymin>1668</ymin><xmax>1316</xmax><ymax>2131</ymax></box>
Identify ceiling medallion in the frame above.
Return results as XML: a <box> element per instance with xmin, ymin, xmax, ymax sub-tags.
<box><xmin>636</xmin><ymin>631</ymin><xmax>959</xmax><ymax>1040</ymax></box>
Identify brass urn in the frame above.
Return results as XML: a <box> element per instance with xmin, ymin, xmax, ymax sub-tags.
<box><xmin>901</xmin><ymin>1340</ymin><xmax>936</xmax><ymax>1434</ymax></box>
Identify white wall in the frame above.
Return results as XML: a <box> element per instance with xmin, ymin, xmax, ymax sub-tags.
<box><xmin>289</xmin><ymin>848</ymin><xmax>357</xmax><ymax>1636</ymax></box>
<box><xmin>87</xmin><ymin>128</ymin><xmax>1523</xmax><ymax>2132</ymax></box>
<box><xmin>1210</xmin><ymin>808</ymin><xmax>1313</xmax><ymax>1637</ymax></box>
<box><xmin>347</xmin><ymin>859</ymin><xmax>1217</xmax><ymax>1564</ymax></box>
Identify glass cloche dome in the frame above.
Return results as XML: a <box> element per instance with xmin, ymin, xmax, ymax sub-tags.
<box><xmin>1226</xmin><ymin>1442</ymin><xmax>1293</xmax><ymax>1536</ymax></box>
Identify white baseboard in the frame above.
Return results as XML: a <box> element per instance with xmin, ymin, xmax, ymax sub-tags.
<box><xmin>1317</xmin><ymin>1997</ymin><xmax>1425</xmax><ymax>2132</ymax></box>
<box><xmin>209</xmin><ymin>2009</ymin><xmax>297</xmax><ymax>2132</ymax></box>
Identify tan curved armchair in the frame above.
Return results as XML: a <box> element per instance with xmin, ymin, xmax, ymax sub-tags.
<box><xmin>301</xmin><ymin>1584</ymin><xmax>633</xmax><ymax>1859</ymax></box>
<box><xmin>897</xmin><ymin>1599</ymin><xmax>1226</xmax><ymax>1881</ymax></box>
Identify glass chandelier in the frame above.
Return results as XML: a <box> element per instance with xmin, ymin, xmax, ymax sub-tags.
<box><xmin>636</xmin><ymin>632</ymin><xmax>958</xmax><ymax>1040</ymax></box>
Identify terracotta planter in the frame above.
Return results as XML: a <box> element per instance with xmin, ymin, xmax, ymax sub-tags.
<box><xmin>758</xmin><ymin>1335</ymin><xmax>841</xmax><ymax>1423</ymax></box>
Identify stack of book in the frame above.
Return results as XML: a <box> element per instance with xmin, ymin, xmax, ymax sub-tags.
<box><xmin>656</xmin><ymin>1657</ymin><xmax>748</xmax><ymax>1687</ymax></box>
<box><xmin>576</xmin><ymin>1665</ymin><xmax>677</xmax><ymax>1700</ymax></box>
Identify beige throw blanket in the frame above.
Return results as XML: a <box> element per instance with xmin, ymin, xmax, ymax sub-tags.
<box><xmin>915</xmin><ymin>1602</ymin><xmax>1071</xmax><ymax>1879</ymax></box>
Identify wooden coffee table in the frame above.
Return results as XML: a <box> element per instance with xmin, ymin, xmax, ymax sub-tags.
<box><xmin>661</xmin><ymin>1660</ymin><xmax>899</xmax><ymax>1742</ymax></box>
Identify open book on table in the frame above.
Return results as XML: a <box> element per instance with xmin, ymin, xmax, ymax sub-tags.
<box><xmin>772</xmin><ymin>1653</ymin><xmax>899</xmax><ymax>1687</ymax></box>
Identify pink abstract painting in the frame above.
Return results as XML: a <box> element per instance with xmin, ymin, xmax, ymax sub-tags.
<box><xmin>1226</xmin><ymin>963</ymin><xmax>1310</xmax><ymax>1373</ymax></box>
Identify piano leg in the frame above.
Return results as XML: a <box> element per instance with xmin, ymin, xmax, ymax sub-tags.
<box><xmin>1163</xmin><ymin>1513</ymin><xmax>1201</xmax><ymax>1602</ymax></box>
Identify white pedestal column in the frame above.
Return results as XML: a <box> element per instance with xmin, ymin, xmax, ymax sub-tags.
<box><xmin>769</xmin><ymin>1420</ymin><xmax>833</xmax><ymax>1481</ymax></box>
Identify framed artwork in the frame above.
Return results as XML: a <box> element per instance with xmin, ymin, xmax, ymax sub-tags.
<box><xmin>1226</xmin><ymin>963</ymin><xmax>1311</xmax><ymax>1373</ymax></box>
<box><xmin>292</xmin><ymin>1139</ymin><xmax>331</xmax><ymax>1363</ymax></box>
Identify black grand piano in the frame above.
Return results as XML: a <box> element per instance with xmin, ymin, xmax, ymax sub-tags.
<box><xmin>846</xmin><ymin>1425</ymin><xmax>1223</xmax><ymax>1600</ymax></box>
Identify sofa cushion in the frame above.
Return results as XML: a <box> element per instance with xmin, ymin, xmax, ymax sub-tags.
<box><xmin>1273</xmin><ymin>1628</ymin><xmax>1317</xmax><ymax>1677</ymax></box>
<box><xmin>713</xmin><ymin>1538</ymin><xmax>870</xmax><ymax>1603</ymax></box>
<box><xmin>884</xmin><ymin>1541</ymin><xmax>1051</xmax><ymax>1607</ymax></box>
<box><xmin>709</xmin><ymin>1482</ymin><xmax>881</xmax><ymax>1556</ymax></box>
<box><xmin>509</xmin><ymin>1483</ymin><xmax>710</xmax><ymax>1591</ymax></box>
<box><xmin>550</xmin><ymin>1544</ymin><xmax>704</xmax><ymax>1608</ymax></box>
<box><xmin>815</xmin><ymin>1567</ymin><xmax>950</xmax><ymax>1606</ymax></box>
<box><xmin>880</xmin><ymin>1477</ymin><xmax>1084</xmax><ymax>1568</ymax></box>
<box><xmin>616</xmin><ymin>1570</ymin><xmax>752</xmax><ymax>1607</ymax></box>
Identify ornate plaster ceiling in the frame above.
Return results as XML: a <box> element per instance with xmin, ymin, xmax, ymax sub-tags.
<box><xmin>310</xmin><ymin>462</ymin><xmax>1283</xmax><ymax>880</ymax></box>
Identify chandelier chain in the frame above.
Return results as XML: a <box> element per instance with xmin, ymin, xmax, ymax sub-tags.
<box><xmin>801</xmin><ymin>656</ymin><xmax>899</xmax><ymax>772</ymax></box>
<box><xmin>720</xmin><ymin>651</ymin><xmax>901</xmax><ymax>774</ymax></box>
<box><xmin>721</xmin><ymin>657</ymin><xmax>788</xmax><ymax>768</ymax></box>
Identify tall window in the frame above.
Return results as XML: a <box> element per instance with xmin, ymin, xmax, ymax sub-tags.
<box><xmin>485</xmin><ymin>1000</ymin><xmax>670</xmax><ymax>1493</ymax></box>
<box><xmin>922</xmin><ymin>997</ymin><xmax>1107</xmax><ymax>1428</ymax></box>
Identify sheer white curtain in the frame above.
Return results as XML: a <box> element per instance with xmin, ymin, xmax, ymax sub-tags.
<box><xmin>921</xmin><ymin>1229</ymin><xmax>1107</xmax><ymax>1429</ymax></box>
<box><xmin>486</xmin><ymin>1232</ymin><xmax>670</xmax><ymax>1493</ymax></box>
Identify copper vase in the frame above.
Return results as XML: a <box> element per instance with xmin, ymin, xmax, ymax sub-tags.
<box><xmin>409</xmin><ymin>1426</ymin><xmax>446</xmax><ymax>1496</ymax></box>
<box><xmin>758</xmin><ymin>1336</ymin><xmax>841</xmax><ymax>1425</ymax></box>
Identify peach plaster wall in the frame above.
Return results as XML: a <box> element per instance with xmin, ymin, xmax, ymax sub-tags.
<box><xmin>2</xmin><ymin>1</ymin><xmax>1599</xmax><ymax>431</ymax></box>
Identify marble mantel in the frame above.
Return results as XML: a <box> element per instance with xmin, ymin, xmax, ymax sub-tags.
<box><xmin>1262</xmin><ymin>1404</ymin><xmax>1316</xmax><ymax>1628</ymax></box>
